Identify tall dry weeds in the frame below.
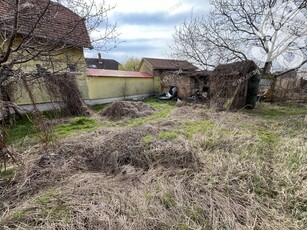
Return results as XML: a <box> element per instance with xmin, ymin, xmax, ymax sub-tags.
<box><xmin>0</xmin><ymin>103</ymin><xmax>306</xmax><ymax>229</ymax></box>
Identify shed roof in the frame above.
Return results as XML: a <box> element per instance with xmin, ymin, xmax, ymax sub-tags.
<box><xmin>141</xmin><ymin>57</ymin><xmax>197</xmax><ymax>71</ymax></box>
<box><xmin>0</xmin><ymin>0</ymin><xmax>92</xmax><ymax>48</ymax></box>
<box><xmin>214</xmin><ymin>60</ymin><xmax>258</xmax><ymax>76</ymax></box>
<box><xmin>86</xmin><ymin>69</ymin><xmax>153</xmax><ymax>78</ymax></box>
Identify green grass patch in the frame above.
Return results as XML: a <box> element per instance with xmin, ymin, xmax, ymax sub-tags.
<box><xmin>54</xmin><ymin>117</ymin><xmax>98</xmax><ymax>137</ymax></box>
<box><xmin>124</xmin><ymin>100</ymin><xmax>175</xmax><ymax>127</ymax></box>
<box><xmin>90</xmin><ymin>104</ymin><xmax>109</xmax><ymax>112</ymax></box>
<box><xmin>256</xmin><ymin>127</ymin><xmax>279</xmax><ymax>144</ymax></box>
<box><xmin>187</xmin><ymin>205</ymin><xmax>204</xmax><ymax>224</ymax></box>
<box><xmin>181</xmin><ymin>120</ymin><xmax>215</xmax><ymax>139</ymax></box>
<box><xmin>143</xmin><ymin>96</ymin><xmax>177</xmax><ymax>108</ymax></box>
<box><xmin>0</xmin><ymin>168</ymin><xmax>15</xmax><ymax>180</ymax></box>
<box><xmin>160</xmin><ymin>192</ymin><xmax>177</xmax><ymax>209</ymax></box>
<box><xmin>143</xmin><ymin>134</ymin><xmax>154</xmax><ymax>144</ymax></box>
<box><xmin>144</xmin><ymin>192</ymin><xmax>154</xmax><ymax>205</ymax></box>
<box><xmin>6</xmin><ymin>110</ymin><xmax>69</xmax><ymax>145</ymax></box>
<box><xmin>12</xmin><ymin>210</ymin><xmax>26</xmax><ymax>221</ymax></box>
<box><xmin>247</xmin><ymin>103</ymin><xmax>307</xmax><ymax>118</ymax></box>
<box><xmin>35</xmin><ymin>188</ymin><xmax>58</xmax><ymax>205</ymax></box>
<box><xmin>42</xmin><ymin>109</ymin><xmax>68</xmax><ymax>120</ymax></box>
<box><xmin>6</xmin><ymin>115</ymin><xmax>36</xmax><ymax>145</ymax></box>
<box><xmin>5</xmin><ymin>202</ymin><xmax>71</xmax><ymax>227</ymax></box>
<box><xmin>7</xmin><ymin>115</ymin><xmax>99</xmax><ymax>145</ymax></box>
<box><xmin>35</xmin><ymin>188</ymin><xmax>71</xmax><ymax>222</ymax></box>
<box><xmin>158</xmin><ymin>131</ymin><xmax>178</xmax><ymax>140</ymax></box>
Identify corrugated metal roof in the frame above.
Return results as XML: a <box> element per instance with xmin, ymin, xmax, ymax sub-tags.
<box><xmin>86</xmin><ymin>69</ymin><xmax>153</xmax><ymax>78</ymax></box>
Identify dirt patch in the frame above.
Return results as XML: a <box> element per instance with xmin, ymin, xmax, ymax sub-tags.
<box><xmin>101</xmin><ymin>101</ymin><xmax>155</xmax><ymax>119</ymax></box>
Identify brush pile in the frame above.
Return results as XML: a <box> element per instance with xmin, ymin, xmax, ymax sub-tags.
<box><xmin>101</xmin><ymin>101</ymin><xmax>155</xmax><ymax>119</ymax></box>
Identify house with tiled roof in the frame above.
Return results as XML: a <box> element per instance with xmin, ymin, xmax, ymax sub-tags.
<box><xmin>0</xmin><ymin>0</ymin><xmax>92</xmax><ymax>48</ymax></box>
<box><xmin>0</xmin><ymin>0</ymin><xmax>92</xmax><ymax>105</ymax></box>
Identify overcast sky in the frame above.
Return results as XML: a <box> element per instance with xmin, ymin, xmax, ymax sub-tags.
<box><xmin>84</xmin><ymin>0</ymin><xmax>211</xmax><ymax>63</ymax></box>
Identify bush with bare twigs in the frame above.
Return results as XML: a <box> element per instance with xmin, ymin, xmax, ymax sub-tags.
<box><xmin>44</xmin><ymin>73</ymin><xmax>91</xmax><ymax>117</ymax></box>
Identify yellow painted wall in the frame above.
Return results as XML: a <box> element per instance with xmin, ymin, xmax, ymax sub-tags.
<box><xmin>1</xmin><ymin>36</ymin><xmax>90</xmax><ymax>104</ymax></box>
<box><xmin>11</xmin><ymin>78</ymin><xmax>52</xmax><ymax>105</ymax></box>
<box><xmin>154</xmin><ymin>76</ymin><xmax>162</xmax><ymax>92</ymax></box>
<box><xmin>139</xmin><ymin>60</ymin><xmax>153</xmax><ymax>75</ymax></box>
<box><xmin>86</xmin><ymin>76</ymin><xmax>155</xmax><ymax>99</ymax></box>
<box><xmin>2</xmin><ymin>37</ymin><xmax>158</xmax><ymax>106</ymax></box>
<box><xmin>12</xmin><ymin>72</ymin><xmax>89</xmax><ymax>105</ymax></box>
<box><xmin>139</xmin><ymin>60</ymin><xmax>161</xmax><ymax>93</ymax></box>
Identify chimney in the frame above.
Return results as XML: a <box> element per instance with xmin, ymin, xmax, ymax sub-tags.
<box><xmin>98</xmin><ymin>53</ymin><xmax>102</xmax><ymax>64</ymax></box>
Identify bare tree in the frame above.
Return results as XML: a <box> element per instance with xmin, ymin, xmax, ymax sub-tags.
<box><xmin>0</xmin><ymin>0</ymin><xmax>118</xmax><ymax>119</ymax></box>
<box><xmin>171</xmin><ymin>0</ymin><xmax>307</xmax><ymax>75</ymax></box>
<box><xmin>0</xmin><ymin>0</ymin><xmax>119</xmax><ymax>154</ymax></box>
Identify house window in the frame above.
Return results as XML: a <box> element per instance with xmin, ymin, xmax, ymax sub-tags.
<box><xmin>68</xmin><ymin>64</ymin><xmax>78</xmax><ymax>72</ymax></box>
<box><xmin>88</xmin><ymin>64</ymin><xmax>97</xmax><ymax>68</ymax></box>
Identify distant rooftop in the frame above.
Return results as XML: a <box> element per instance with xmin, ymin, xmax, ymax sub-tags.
<box><xmin>86</xmin><ymin>54</ymin><xmax>120</xmax><ymax>70</ymax></box>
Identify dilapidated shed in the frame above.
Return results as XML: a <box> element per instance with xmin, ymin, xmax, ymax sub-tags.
<box><xmin>159</xmin><ymin>70</ymin><xmax>211</xmax><ymax>99</ymax></box>
<box><xmin>139</xmin><ymin>58</ymin><xmax>198</xmax><ymax>97</ymax></box>
<box><xmin>209</xmin><ymin>60</ymin><xmax>260</xmax><ymax>110</ymax></box>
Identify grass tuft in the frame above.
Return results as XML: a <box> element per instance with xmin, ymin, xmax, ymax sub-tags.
<box><xmin>181</xmin><ymin>120</ymin><xmax>215</xmax><ymax>139</ymax></box>
<box><xmin>54</xmin><ymin>117</ymin><xmax>98</xmax><ymax>136</ymax></box>
<box><xmin>158</xmin><ymin>131</ymin><xmax>178</xmax><ymax>140</ymax></box>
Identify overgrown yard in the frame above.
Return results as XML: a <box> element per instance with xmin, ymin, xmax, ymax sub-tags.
<box><xmin>1</xmin><ymin>99</ymin><xmax>307</xmax><ymax>229</ymax></box>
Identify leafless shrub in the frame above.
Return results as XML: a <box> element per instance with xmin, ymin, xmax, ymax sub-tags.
<box><xmin>44</xmin><ymin>73</ymin><xmax>91</xmax><ymax>116</ymax></box>
<box><xmin>274</xmin><ymin>77</ymin><xmax>307</xmax><ymax>103</ymax></box>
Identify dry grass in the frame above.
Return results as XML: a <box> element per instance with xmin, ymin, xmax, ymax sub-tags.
<box><xmin>0</xmin><ymin>101</ymin><xmax>306</xmax><ymax>229</ymax></box>
<box><xmin>101</xmin><ymin>101</ymin><xmax>155</xmax><ymax>119</ymax></box>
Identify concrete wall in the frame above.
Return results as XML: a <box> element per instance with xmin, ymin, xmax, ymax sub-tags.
<box><xmin>86</xmin><ymin>76</ymin><xmax>155</xmax><ymax>100</ymax></box>
<box><xmin>5</xmin><ymin>45</ymin><xmax>158</xmax><ymax>109</ymax></box>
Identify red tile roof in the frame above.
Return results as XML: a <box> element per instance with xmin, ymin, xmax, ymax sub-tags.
<box><xmin>142</xmin><ymin>57</ymin><xmax>197</xmax><ymax>71</ymax></box>
<box><xmin>0</xmin><ymin>0</ymin><xmax>92</xmax><ymax>48</ymax></box>
<box><xmin>86</xmin><ymin>69</ymin><xmax>153</xmax><ymax>78</ymax></box>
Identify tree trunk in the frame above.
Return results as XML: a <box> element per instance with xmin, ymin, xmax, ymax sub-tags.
<box><xmin>262</xmin><ymin>61</ymin><xmax>272</xmax><ymax>76</ymax></box>
<box><xmin>0</xmin><ymin>85</ymin><xmax>19</xmax><ymax>125</ymax></box>
<box><xmin>261</xmin><ymin>61</ymin><xmax>278</xmax><ymax>102</ymax></box>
